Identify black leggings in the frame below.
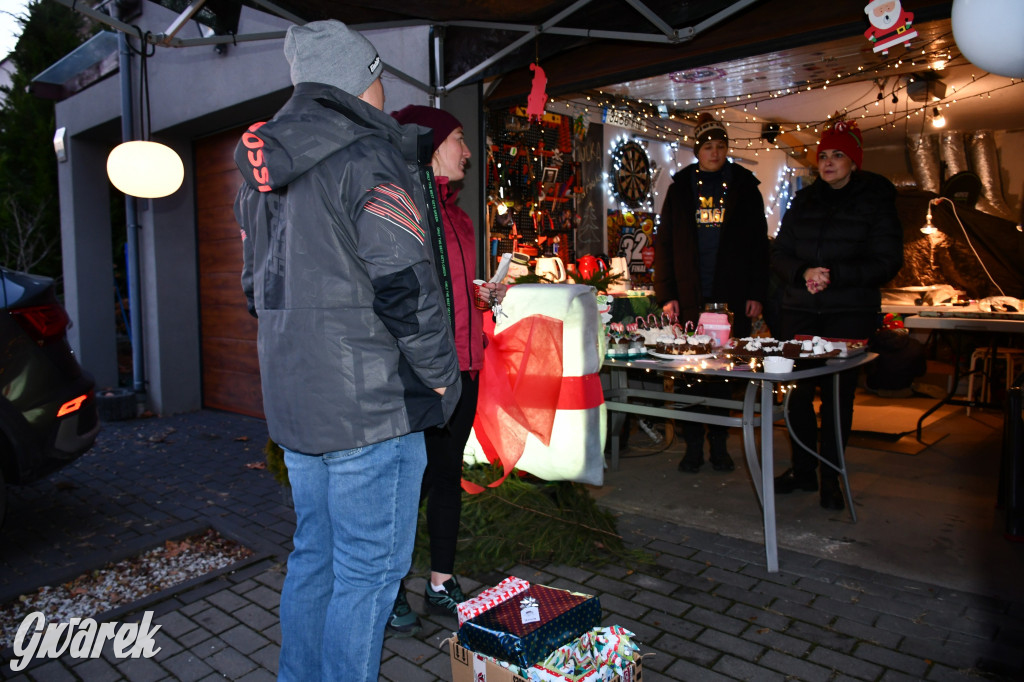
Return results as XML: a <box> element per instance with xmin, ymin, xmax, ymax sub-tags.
<box><xmin>421</xmin><ymin>371</ymin><xmax>479</xmax><ymax>575</ymax></box>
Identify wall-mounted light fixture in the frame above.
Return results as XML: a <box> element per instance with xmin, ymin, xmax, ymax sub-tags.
<box><xmin>53</xmin><ymin>127</ymin><xmax>67</xmax><ymax>163</ymax></box>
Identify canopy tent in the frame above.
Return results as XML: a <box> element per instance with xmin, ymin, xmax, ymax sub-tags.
<box><xmin>49</xmin><ymin>0</ymin><xmax>956</xmax><ymax>108</ymax></box>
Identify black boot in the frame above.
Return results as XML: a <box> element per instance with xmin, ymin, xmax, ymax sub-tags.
<box><xmin>820</xmin><ymin>475</ymin><xmax>845</xmax><ymax>510</ymax></box>
<box><xmin>708</xmin><ymin>430</ymin><xmax>735</xmax><ymax>472</ymax></box>
<box><xmin>678</xmin><ymin>423</ymin><xmax>704</xmax><ymax>472</ymax></box>
<box><xmin>774</xmin><ymin>467</ymin><xmax>818</xmax><ymax>493</ymax></box>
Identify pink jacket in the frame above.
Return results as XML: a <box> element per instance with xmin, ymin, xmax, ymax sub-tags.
<box><xmin>437</xmin><ymin>178</ymin><xmax>484</xmax><ymax>371</ymax></box>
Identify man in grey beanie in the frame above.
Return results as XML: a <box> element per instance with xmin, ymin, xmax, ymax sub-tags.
<box><xmin>234</xmin><ymin>19</ymin><xmax>461</xmax><ymax>682</ymax></box>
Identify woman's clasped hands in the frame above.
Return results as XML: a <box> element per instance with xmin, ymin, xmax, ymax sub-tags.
<box><xmin>804</xmin><ymin>267</ymin><xmax>830</xmax><ymax>294</ymax></box>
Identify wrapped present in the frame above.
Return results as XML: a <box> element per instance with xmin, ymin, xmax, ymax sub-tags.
<box><xmin>448</xmin><ymin>634</ymin><xmax>643</xmax><ymax>682</ymax></box>
<box><xmin>465</xmin><ymin>284</ymin><xmax>607</xmax><ymax>492</ymax></box>
<box><xmin>458</xmin><ymin>584</ymin><xmax>601</xmax><ymax>668</ymax></box>
<box><xmin>458</xmin><ymin>576</ymin><xmax>531</xmax><ymax>626</ymax></box>
<box><xmin>533</xmin><ymin>626</ymin><xmax>640</xmax><ymax>681</ymax></box>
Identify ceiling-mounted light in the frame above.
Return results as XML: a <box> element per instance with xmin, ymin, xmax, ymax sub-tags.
<box><xmin>908</xmin><ymin>74</ymin><xmax>946</xmax><ymax>102</ymax></box>
<box><xmin>931</xmin><ymin>107</ymin><xmax>946</xmax><ymax>128</ymax></box>
<box><xmin>105</xmin><ymin>28</ymin><xmax>184</xmax><ymax>199</ymax></box>
<box><xmin>107</xmin><ymin>141</ymin><xmax>184</xmax><ymax>198</ymax></box>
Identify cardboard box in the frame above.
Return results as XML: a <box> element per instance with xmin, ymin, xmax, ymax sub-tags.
<box><xmin>448</xmin><ymin>636</ymin><xmax>643</xmax><ymax>682</ymax></box>
<box><xmin>458</xmin><ymin>585</ymin><xmax>601</xmax><ymax>668</ymax></box>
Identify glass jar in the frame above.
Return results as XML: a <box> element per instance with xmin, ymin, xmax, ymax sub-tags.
<box><xmin>704</xmin><ymin>302</ymin><xmax>734</xmax><ymax>326</ymax></box>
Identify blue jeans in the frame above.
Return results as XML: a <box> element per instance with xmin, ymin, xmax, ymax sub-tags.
<box><xmin>278</xmin><ymin>432</ymin><xmax>426</xmax><ymax>682</ymax></box>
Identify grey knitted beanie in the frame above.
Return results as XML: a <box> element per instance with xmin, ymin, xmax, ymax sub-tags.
<box><xmin>284</xmin><ymin>20</ymin><xmax>383</xmax><ymax>96</ymax></box>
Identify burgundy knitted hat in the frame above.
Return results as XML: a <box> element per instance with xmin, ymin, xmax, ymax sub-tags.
<box><xmin>817</xmin><ymin>116</ymin><xmax>863</xmax><ymax>169</ymax></box>
<box><xmin>390</xmin><ymin>105</ymin><xmax>463</xmax><ymax>153</ymax></box>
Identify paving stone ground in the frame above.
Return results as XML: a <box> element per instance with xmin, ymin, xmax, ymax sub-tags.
<box><xmin>1</xmin><ymin>410</ymin><xmax>1021</xmax><ymax>681</ymax></box>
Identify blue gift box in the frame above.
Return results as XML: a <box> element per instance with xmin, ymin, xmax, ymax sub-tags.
<box><xmin>457</xmin><ymin>585</ymin><xmax>601</xmax><ymax>668</ymax></box>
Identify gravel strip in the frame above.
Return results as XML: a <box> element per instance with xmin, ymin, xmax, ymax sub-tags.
<box><xmin>0</xmin><ymin>528</ymin><xmax>253</xmax><ymax>649</ymax></box>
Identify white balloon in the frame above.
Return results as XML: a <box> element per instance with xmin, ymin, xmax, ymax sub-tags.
<box><xmin>951</xmin><ymin>0</ymin><xmax>1024</xmax><ymax>78</ymax></box>
<box><xmin>106</xmin><ymin>141</ymin><xmax>184</xmax><ymax>198</ymax></box>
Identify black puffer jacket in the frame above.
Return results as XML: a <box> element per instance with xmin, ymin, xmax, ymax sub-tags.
<box><xmin>234</xmin><ymin>82</ymin><xmax>461</xmax><ymax>454</ymax></box>
<box><xmin>772</xmin><ymin>170</ymin><xmax>903</xmax><ymax>315</ymax></box>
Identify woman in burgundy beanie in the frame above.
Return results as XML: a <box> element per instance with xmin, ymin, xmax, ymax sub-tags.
<box><xmin>385</xmin><ymin>104</ymin><xmax>506</xmax><ymax>635</ymax></box>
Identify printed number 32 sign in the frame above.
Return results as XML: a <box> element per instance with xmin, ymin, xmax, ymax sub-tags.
<box><xmin>618</xmin><ymin>230</ymin><xmax>652</xmax><ymax>275</ymax></box>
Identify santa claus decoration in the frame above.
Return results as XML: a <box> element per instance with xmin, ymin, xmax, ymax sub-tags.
<box><xmin>864</xmin><ymin>0</ymin><xmax>918</xmax><ymax>55</ymax></box>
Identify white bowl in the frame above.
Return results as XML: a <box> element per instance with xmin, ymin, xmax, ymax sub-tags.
<box><xmin>762</xmin><ymin>356</ymin><xmax>795</xmax><ymax>374</ymax></box>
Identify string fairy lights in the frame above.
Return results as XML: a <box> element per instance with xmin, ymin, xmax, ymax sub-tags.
<box><xmin>539</xmin><ymin>36</ymin><xmax>1021</xmax><ymax>157</ymax></box>
<box><xmin>765</xmin><ymin>165</ymin><xmax>797</xmax><ymax>231</ymax></box>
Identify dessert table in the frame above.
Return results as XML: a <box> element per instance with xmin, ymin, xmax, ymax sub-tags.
<box><xmin>603</xmin><ymin>352</ymin><xmax>876</xmax><ymax>572</ymax></box>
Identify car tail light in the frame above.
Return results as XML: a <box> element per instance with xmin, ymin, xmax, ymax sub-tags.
<box><xmin>57</xmin><ymin>393</ymin><xmax>89</xmax><ymax>417</ymax></box>
<box><xmin>10</xmin><ymin>304</ymin><xmax>70</xmax><ymax>343</ymax></box>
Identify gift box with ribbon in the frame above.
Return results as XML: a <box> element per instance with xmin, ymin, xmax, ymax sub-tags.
<box><xmin>458</xmin><ymin>576</ymin><xmax>532</xmax><ymax>626</ymax></box>
<box><xmin>458</xmin><ymin>584</ymin><xmax>601</xmax><ymax>668</ymax></box>
<box><xmin>463</xmin><ymin>284</ymin><xmax>607</xmax><ymax>493</ymax></box>
<box><xmin>448</xmin><ymin>627</ymin><xmax>643</xmax><ymax>682</ymax></box>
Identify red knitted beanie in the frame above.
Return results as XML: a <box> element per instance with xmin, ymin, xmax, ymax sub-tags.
<box><xmin>817</xmin><ymin>117</ymin><xmax>863</xmax><ymax>169</ymax></box>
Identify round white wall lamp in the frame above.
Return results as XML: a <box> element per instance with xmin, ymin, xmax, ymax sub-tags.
<box><xmin>107</xmin><ymin>141</ymin><xmax>184</xmax><ymax>199</ymax></box>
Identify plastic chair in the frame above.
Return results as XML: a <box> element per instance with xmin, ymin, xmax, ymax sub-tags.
<box><xmin>966</xmin><ymin>347</ymin><xmax>1024</xmax><ymax>415</ymax></box>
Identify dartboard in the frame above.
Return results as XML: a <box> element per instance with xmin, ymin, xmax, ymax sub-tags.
<box><xmin>613</xmin><ymin>141</ymin><xmax>651</xmax><ymax>208</ymax></box>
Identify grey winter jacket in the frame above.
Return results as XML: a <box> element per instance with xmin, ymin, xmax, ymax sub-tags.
<box><xmin>233</xmin><ymin>82</ymin><xmax>461</xmax><ymax>454</ymax></box>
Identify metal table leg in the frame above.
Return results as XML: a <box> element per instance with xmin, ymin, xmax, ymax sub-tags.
<box><xmin>833</xmin><ymin>372</ymin><xmax>857</xmax><ymax>521</ymax></box>
<box><xmin>760</xmin><ymin>378</ymin><xmax>779</xmax><ymax>573</ymax></box>
<box><xmin>782</xmin><ymin>376</ymin><xmax>858</xmax><ymax>522</ymax></box>
<box><xmin>607</xmin><ymin>367</ymin><xmax>628</xmax><ymax>470</ymax></box>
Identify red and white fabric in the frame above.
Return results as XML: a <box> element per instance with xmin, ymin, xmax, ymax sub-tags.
<box><xmin>464</xmin><ymin>284</ymin><xmax>606</xmax><ymax>492</ymax></box>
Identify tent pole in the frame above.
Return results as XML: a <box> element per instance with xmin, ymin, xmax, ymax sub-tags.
<box><xmin>432</xmin><ymin>28</ymin><xmax>443</xmax><ymax>106</ymax></box>
<box><xmin>118</xmin><ymin>31</ymin><xmax>146</xmax><ymax>398</ymax></box>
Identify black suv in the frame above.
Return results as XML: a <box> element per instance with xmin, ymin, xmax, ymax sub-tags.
<box><xmin>0</xmin><ymin>267</ymin><xmax>99</xmax><ymax>525</ymax></box>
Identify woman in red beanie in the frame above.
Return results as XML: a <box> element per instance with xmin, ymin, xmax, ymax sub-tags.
<box><xmin>770</xmin><ymin>115</ymin><xmax>903</xmax><ymax>510</ymax></box>
<box><xmin>385</xmin><ymin>105</ymin><xmax>506</xmax><ymax>635</ymax></box>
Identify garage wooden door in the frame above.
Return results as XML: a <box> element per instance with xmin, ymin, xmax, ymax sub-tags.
<box><xmin>195</xmin><ymin>127</ymin><xmax>264</xmax><ymax>418</ymax></box>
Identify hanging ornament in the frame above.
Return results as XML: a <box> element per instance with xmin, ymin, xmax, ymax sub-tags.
<box><xmin>573</xmin><ymin>113</ymin><xmax>590</xmax><ymax>141</ymax></box>
<box><xmin>526</xmin><ymin>63</ymin><xmax>548</xmax><ymax>122</ymax></box>
<box><xmin>863</xmin><ymin>0</ymin><xmax>918</xmax><ymax>56</ymax></box>
<box><xmin>952</xmin><ymin>0</ymin><xmax>1024</xmax><ymax>78</ymax></box>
